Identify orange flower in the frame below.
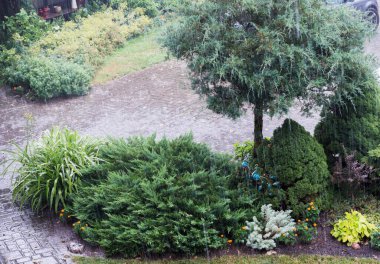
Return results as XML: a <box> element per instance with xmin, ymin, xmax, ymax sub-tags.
<box><xmin>313</xmin><ymin>223</ymin><xmax>317</xmax><ymax>227</ymax></box>
<box><xmin>227</xmin><ymin>240</ymin><xmax>233</xmax><ymax>244</ymax></box>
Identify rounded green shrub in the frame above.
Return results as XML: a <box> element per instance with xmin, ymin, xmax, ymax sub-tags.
<box><xmin>69</xmin><ymin>135</ymin><xmax>256</xmax><ymax>257</ymax></box>
<box><xmin>315</xmin><ymin>84</ymin><xmax>380</xmax><ymax>164</ymax></box>
<box><xmin>263</xmin><ymin>119</ymin><xmax>330</xmax><ymax>216</ymax></box>
<box><xmin>6</xmin><ymin>56</ymin><xmax>92</xmax><ymax>100</ymax></box>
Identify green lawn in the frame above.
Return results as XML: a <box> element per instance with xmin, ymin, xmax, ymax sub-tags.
<box><xmin>73</xmin><ymin>255</ymin><xmax>380</xmax><ymax>264</ymax></box>
<box><xmin>92</xmin><ymin>27</ymin><xmax>167</xmax><ymax>84</ymax></box>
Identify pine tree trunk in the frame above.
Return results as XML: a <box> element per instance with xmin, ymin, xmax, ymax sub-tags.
<box><xmin>253</xmin><ymin>101</ymin><xmax>264</xmax><ymax>158</ymax></box>
<box><xmin>0</xmin><ymin>0</ymin><xmax>21</xmax><ymax>22</ymax></box>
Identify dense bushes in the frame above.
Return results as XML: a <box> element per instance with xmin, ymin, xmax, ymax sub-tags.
<box><xmin>0</xmin><ymin>9</ymin><xmax>50</xmax><ymax>81</ymax></box>
<box><xmin>315</xmin><ymin>84</ymin><xmax>380</xmax><ymax>164</ymax></box>
<box><xmin>68</xmin><ymin>135</ymin><xmax>256</xmax><ymax>257</ymax></box>
<box><xmin>4</xmin><ymin>127</ymin><xmax>100</xmax><ymax>212</ymax></box>
<box><xmin>6</xmin><ymin>56</ymin><xmax>92</xmax><ymax>99</ymax></box>
<box><xmin>2</xmin><ymin>7</ymin><xmax>151</xmax><ymax>100</ymax></box>
<box><xmin>31</xmin><ymin>8</ymin><xmax>151</xmax><ymax>67</ymax></box>
<box><xmin>259</xmin><ymin>119</ymin><xmax>330</xmax><ymax>216</ymax></box>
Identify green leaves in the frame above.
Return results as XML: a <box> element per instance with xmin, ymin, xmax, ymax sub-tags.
<box><xmin>163</xmin><ymin>0</ymin><xmax>374</xmax><ymax>121</ymax></box>
<box><xmin>3</xmin><ymin>127</ymin><xmax>101</xmax><ymax>213</ymax></box>
<box><xmin>331</xmin><ymin>210</ymin><xmax>377</xmax><ymax>246</ymax></box>
<box><xmin>261</xmin><ymin>119</ymin><xmax>330</xmax><ymax>216</ymax></box>
<box><xmin>70</xmin><ymin>135</ymin><xmax>258</xmax><ymax>257</ymax></box>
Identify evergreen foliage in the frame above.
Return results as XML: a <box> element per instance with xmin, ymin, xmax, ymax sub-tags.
<box><xmin>246</xmin><ymin>204</ymin><xmax>295</xmax><ymax>250</ymax></box>
<box><xmin>70</xmin><ymin>135</ymin><xmax>258</xmax><ymax>257</ymax></box>
<box><xmin>315</xmin><ymin>83</ymin><xmax>380</xmax><ymax>164</ymax></box>
<box><xmin>162</xmin><ymin>0</ymin><xmax>375</xmax><ymax>150</ymax></box>
<box><xmin>260</xmin><ymin>119</ymin><xmax>330</xmax><ymax>216</ymax></box>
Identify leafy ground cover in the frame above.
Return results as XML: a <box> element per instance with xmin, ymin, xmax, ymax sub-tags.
<box><xmin>73</xmin><ymin>255</ymin><xmax>380</xmax><ymax>264</ymax></box>
<box><xmin>92</xmin><ymin>27</ymin><xmax>167</xmax><ymax>84</ymax></box>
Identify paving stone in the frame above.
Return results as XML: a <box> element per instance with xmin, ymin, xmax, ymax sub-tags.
<box><xmin>0</xmin><ymin>191</ymin><xmax>71</xmax><ymax>264</ymax></box>
<box><xmin>34</xmin><ymin>248</ymin><xmax>54</xmax><ymax>255</ymax></box>
<box><xmin>31</xmin><ymin>255</ymin><xmax>41</xmax><ymax>260</ymax></box>
<box><xmin>4</xmin><ymin>251</ymin><xmax>22</xmax><ymax>261</ymax></box>
<box><xmin>16</xmin><ymin>256</ymin><xmax>30</xmax><ymax>263</ymax></box>
<box><xmin>35</xmin><ymin>257</ymin><xmax>59</xmax><ymax>264</ymax></box>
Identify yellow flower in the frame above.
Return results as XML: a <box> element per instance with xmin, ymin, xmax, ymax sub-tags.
<box><xmin>77</xmin><ymin>221</ymin><xmax>80</xmax><ymax>224</ymax></box>
<box><xmin>305</xmin><ymin>227</ymin><xmax>308</xmax><ymax>230</ymax></box>
<box><xmin>282</xmin><ymin>233</ymin><xmax>286</xmax><ymax>237</ymax></box>
<box><xmin>313</xmin><ymin>223</ymin><xmax>317</xmax><ymax>227</ymax></box>
<box><xmin>295</xmin><ymin>234</ymin><xmax>298</xmax><ymax>237</ymax></box>
<box><xmin>306</xmin><ymin>218</ymin><xmax>309</xmax><ymax>222</ymax></box>
<box><xmin>310</xmin><ymin>202</ymin><xmax>314</xmax><ymax>206</ymax></box>
<box><xmin>297</xmin><ymin>220</ymin><xmax>301</xmax><ymax>223</ymax></box>
<box><xmin>61</xmin><ymin>209</ymin><xmax>65</xmax><ymax>213</ymax></box>
<box><xmin>80</xmin><ymin>227</ymin><xmax>85</xmax><ymax>231</ymax></box>
<box><xmin>293</xmin><ymin>228</ymin><xmax>297</xmax><ymax>231</ymax></box>
<box><xmin>220</xmin><ymin>234</ymin><xmax>224</xmax><ymax>238</ymax></box>
<box><xmin>307</xmin><ymin>208</ymin><xmax>311</xmax><ymax>211</ymax></box>
<box><xmin>68</xmin><ymin>215</ymin><xmax>71</xmax><ymax>218</ymax></box>
<box><xmin>85</xmin><ymin>224</ymin><xmax>88</xmax><ymax>227</ymax></box>
<box><xmin>227</xmin><ymin>240</ymin><xmax>233</xmax><ymax>244</ymax></box>
<box><xmin>72</xmin><ymin>223</ymin><xmax>76</xmax><ymax>227</ymax></box>
<box><xmin>59</xmin><ymin>213</ymin><xmax>63</xmax><ymax>217</ymax></box>
<box><xmin>242</xmin><ymin>226</ymin><xmax>248</xmax><ymax>230</ymax></box>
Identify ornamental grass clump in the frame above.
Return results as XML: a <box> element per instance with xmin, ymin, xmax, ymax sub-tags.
<box><xmin>2</xmin><ymin>127</ymin><xmax>101</xmax><ymax>213</ymax></box>
<box><xmin>69</xmin><ymin>134</ymin><xmax>257</xmax><ymax>257</ymax></box>
<box><xmin>246</xmin><ymin>204</ymin><xmax>295</xmax><ymax>250</ymax></box>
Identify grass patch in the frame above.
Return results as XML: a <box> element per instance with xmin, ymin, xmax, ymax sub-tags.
<box><xmin>92</xmin><ymin>27</ymin><xmax>167</xmax><ymax>84</ymax></box>
<box><xmin>73</xmin><ymin>255</ymin><xmax>379</xmax><ymax>264</ymax></box>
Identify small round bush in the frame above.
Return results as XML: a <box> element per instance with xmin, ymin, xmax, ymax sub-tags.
<box><xmin>266</xmin><ymin>119</ymin><xmax>330</xmax><ymax>216</ymax></box>
<box><xmin>6</xmin><ymin>56</ymin><xmax>92</xmax><ymax>100</ymax></box>
<box><xmin>69</xmin><ymin>135</ymin><xmax>255</xmax><ymax>257</ymax></box>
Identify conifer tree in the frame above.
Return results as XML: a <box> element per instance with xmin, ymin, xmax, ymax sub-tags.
<box><xmin>163</xmin><ymin>0</ymin><xmax>374</xmax><ymax>154</ymax></box>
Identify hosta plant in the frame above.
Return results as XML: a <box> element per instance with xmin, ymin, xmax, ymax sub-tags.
<box><xmin>2</xmin><ymin>127</ymin><xmax>101</xmax><ymax>213</ymax></box>
<box><xmin>331</xmin><ymin>210</ymin><xmax>377</xmax><ymax>246</ymax></box>
<box><xmin>246</xmin><ymin>204</ymin><xmax>295</xmax><ymax>250</ymax></box>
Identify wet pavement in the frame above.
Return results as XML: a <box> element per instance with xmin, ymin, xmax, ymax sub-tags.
<box><xmin>0</xmin><ymin>22</ymin><xmax>380</xmax><ymax>264</ymax></box>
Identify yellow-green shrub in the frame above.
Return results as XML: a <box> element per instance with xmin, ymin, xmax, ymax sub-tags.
<box><xmin>331</xmin><ymin>210</ymin><xmax>377</xmax><ymax>246</ymax></box>
<box><xmin>30</xmin><ymin>8</ymin><xmax>151</xmax><ymax>67</ymax></box>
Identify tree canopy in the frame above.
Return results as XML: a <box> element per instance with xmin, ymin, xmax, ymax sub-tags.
<box><xmin>163</xmin><ymin>0</ymin><xmax>376</xmax><ymax>152</ymax></box>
